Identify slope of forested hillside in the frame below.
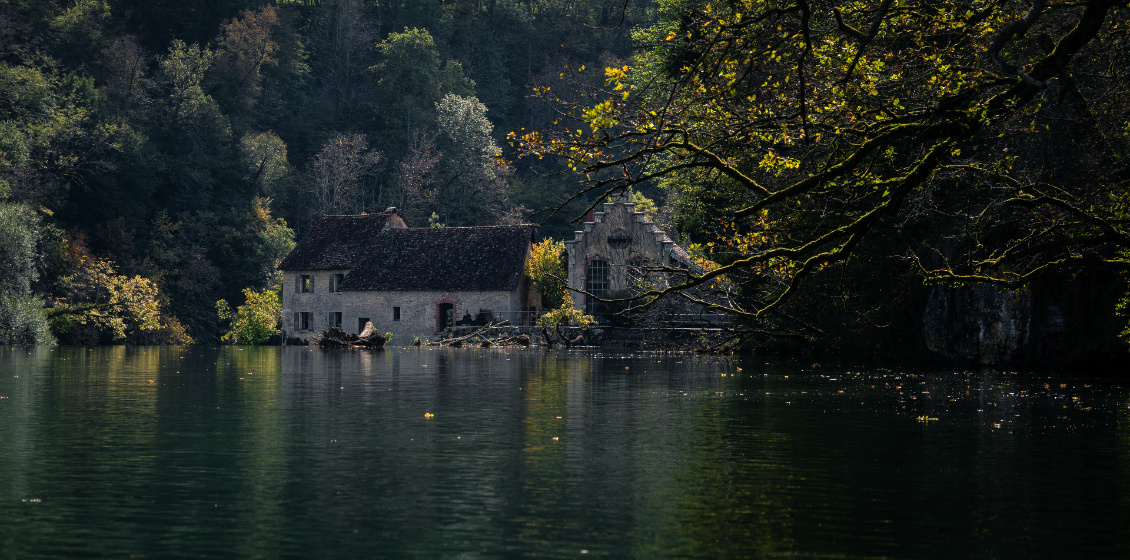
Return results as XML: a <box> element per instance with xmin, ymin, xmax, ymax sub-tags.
<box><xmin>0</xmin><ymin>0</ymin><xmax>653</xmax><ymax>344</ymax></box>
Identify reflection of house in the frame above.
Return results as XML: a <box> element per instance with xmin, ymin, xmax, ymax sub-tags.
<box><xmin>565</xmin><ymin>196</ymin><xmax>700</xmax><ymax>314</ymax></box>
<box><xmin>279</xmin><ymin>208</ymin><xmax>538</xmax><ymax>341</ymax></box>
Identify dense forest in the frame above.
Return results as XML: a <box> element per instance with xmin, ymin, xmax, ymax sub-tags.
<box><xmin>0</xmin><ymin>0</ymin><xmax>653</xmax><ymax>345</ymax></box>
<box><xmin>2</xmin><ymin>0</ymin><xmax>1128</xmax><ymax>365</ymax></box>
<box><xmin>516</xmin><ymin>0</ymin><xmax>1130</xmax><ymax>364</ymax></box>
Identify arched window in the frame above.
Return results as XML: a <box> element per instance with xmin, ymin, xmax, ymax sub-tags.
<box><xmin>585</xmin><ymin>258</ymin><xmax>609</xmax><ymax>314</ymax></box>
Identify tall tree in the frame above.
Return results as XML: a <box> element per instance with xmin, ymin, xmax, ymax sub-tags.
<box><xmin>0</xmin><ymin>202</ymin><xmax>53</xmax><ymax>345</ymax></box>
<box><xmin>370</xmin><ymin>27</ymin><xmax>474</xmax><ymax>138</ymax></box>
<box><xmin>308</xmin><ymin>0</ymin><xmax>379</xmax><ymax>126</ymax></box>
<box><xmin>432</xmin><ymin>93</ymin><xmax>508</xmax><ymax>225</ymax></box>
<box><xmin>239</xmin><ymin>130</ymin><xmax>290</xmax><ymax>196</ymax></box>
<box><xmin>305</xmin><ymin>133</ymin><xmax>382</xmax><ymax>219</ymax></box>
<box><xmin>520</xmin><ymin>0</ymin><xmax>1130</xmax><ymax>334</ymax></box>
<box><xmin>156</xmin><ymin>39</ymin><xmax>234</xmax><ymax>209</ymax></box>
<box><xmin>210</xmin><ymin>5</ymin><xmax>280</xmax><ymax>127</ymax></box>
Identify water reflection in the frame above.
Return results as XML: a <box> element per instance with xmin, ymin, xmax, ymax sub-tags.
<box><xmin>0</xmin><ymin>347</ymin><xmax>1128</xmax><ymax>558</ymax></box>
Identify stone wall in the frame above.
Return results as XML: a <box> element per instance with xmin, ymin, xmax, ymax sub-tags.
<box><xmin>281</xmin><ymin>269</ymin><xmax>349</xmax><ymax>336</ymax></box>
<box><xmin>345</xmin><ymin>289</ymin><xmax>531</xmax><ymax>342</ymax></box>
<box><xmin>565</xmin><ymin>196</ymin><xmax>676</xmax><ymax>311</ymax></box>
<box><xmin>282</xmin><ymin>268</ymin><xmax>537</xmax><ymax>343</ymax></box>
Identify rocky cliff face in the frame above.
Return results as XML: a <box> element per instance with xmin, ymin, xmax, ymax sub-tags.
<box><xmin>923</xmin><ymin>284</ymin><xmax>1032</xmax><ymax>364</ymax></box>
<box><xmin>922</xmin><ymin>271</ymin><xmax>1125</xmax><ymax>367</ymax></box>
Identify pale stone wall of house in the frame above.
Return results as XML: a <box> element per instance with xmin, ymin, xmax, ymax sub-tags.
<box><xmin>564</xmin><ymin>196</ymin><xmax>676</xmax><ymax>311</ymax></box>
<box><xmin>283</xmin><ymin>258</ymin><xmax>540</xmax><ymax>343</ymax></box>
<box><xmin>281</xmin><ymin>269</ymin><xmax>351</xmax><ymax>337</ymax></box>
<box><xmin>344</xmin><ymin>289</ymin><xmax>523</xmax><ymax>342</ymax></box>
<box><xmin>281</xmin><ymin>271</ymin><xmax>535</xmax><ymax>342</ymax></box>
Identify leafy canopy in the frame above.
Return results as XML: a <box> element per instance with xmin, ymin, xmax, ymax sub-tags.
<box><xmin>525</xmin><ymin>239</ymin><xmax>568</xmax><ymax>308</ymax></box>
<box><xmin>520</xmin><ymin>0</ymin><xmax>1130</xmax><ymax>325</ymax></box>
<box><xmin>216</xmin><ymin>286</ymin><xmax>281</xmax><ymax>345</ymax></box>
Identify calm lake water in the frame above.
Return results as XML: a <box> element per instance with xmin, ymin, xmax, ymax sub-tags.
<box><xmin>0</xmin><ymin>346</ymin><xmax>1128</xmax><ymax>559</ymax></box>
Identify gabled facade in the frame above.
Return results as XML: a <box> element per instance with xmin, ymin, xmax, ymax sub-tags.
<box><xmin>279</xmin><ymin>209</ymin><xmax>538</xmax><ymax>342</ymax></box>
<box><xmin>565</xmin><ymin>196</ymin><xmax>700</xmax><ymax>313</ymax></box>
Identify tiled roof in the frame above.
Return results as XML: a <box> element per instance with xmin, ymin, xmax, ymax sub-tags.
<box><xmin>278</xmin><ymin>211</ymin><xmax>406</xmax><ymax>271</ymax></box>
<box><xmin>666</xmin><ymin>238</ymin><xmax>704</xmax><ymax>273</ymax></box>
<box><xmin>341</xmin><ymin>226</ymin><xmax>535</xmax><ymax>291</ymax></box>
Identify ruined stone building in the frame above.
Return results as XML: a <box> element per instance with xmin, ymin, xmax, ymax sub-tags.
<box><xmin>278</xmin><ymin>209</ymin><xmax>538</xmax><ymax>341</ymax></box>
<box><xmin>565</xmin><ymin>196</ymin><xmax>701</xmax><ymax>314</ymax></box>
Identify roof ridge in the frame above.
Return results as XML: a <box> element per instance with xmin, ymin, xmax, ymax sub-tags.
<box><xmin>387</xmin><ymin>224</ymin><xmax>534</xmax><ymax>230</ymax></box>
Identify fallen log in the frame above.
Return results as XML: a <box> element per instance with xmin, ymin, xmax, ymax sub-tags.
<box><xmin>442</xmin><ymin>320</ymin><xmax>505</xmax><ymax>346</ymax></box>
<box><xmin>492</xmin><ymin>333</ymin><xmax>531</xmax><ymax>347</ymax></box>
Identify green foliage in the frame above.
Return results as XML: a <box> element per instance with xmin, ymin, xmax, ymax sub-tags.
<box><xmin>525</xmin><ymin>239</ymin><xmax>567</xmax><ymax>309</ymax></box>
<box><xmin>50</xmin><ymin>0</ymin><xmax>111</xmax><ymax>65</ymax></box>
<box><xmin>436</xmin><ymin>94</ymin><xmax>500</xmax><ymax>167</ymax></box>
<box><xmin>0</xmin><ymin>202</ymin><xmax>40</xmax><ymax>296</ymax></box>
<box><xmin>630</xmin><ymin>190</ymin><xmax>658</xmax><ymax>221</ymax></box>
<box><xmin>210</xmin><ymin>5</ymin><xmax>280</xmax><ymax>119</ymax></box>
<box><xmin>217</xmin><ymin>286</ymin><xmax>280</xmax><ymax>345</ymax></box>
<box><xmin>0</xmin><ymin>202</ymin><xmax>53</xmax><ymax>344</ymax></box>
<box><xmin>212</xmin><ymin>197</ymin><xmax>296</xmax><ymax>306</ymax></box>
<box><xmin>0</xmin><ymin>63</ymin><xmax>51</xmax><ymax>121</ymax></box>
<box><xmin>431</xmin><ymin>93</ymin><xmax>507</xmax><ymax>225</ymax></box>
<box><xmin>0</xmin><ymin>294</ymin><xmax>55</xmax><ymax>346</ymax></box>
<box><xmin>537</xmin><ymin>293</ymin><xmax>595</xmax><ymax>331</ymax></box>
<box><xmin>239</xmin><ymin>131</ymin><xmax>290</xmax><ymax>195</ymax></box>
<box><xmin>371</xmin><ymin>27</ymin><xmax>474</xmax><ymax>131</ymax></box>
<box><xmin>428</xmin><ymin>212</ymin><xmax>445</xmax><ymax>228</ymax></box>
<box><xmin>161</xmin><ymin>40</ymin><xmax>219</xmax><ymax>122</ymax></box>
<box><xmin>138</xmin><ymin>211</ymin><xmax>221</xmax><ymax>341</ymax></box>
<box><xmin>522</xmin><ymin>0</ymin><xmax>1130</xmax><ymax>354</ymax></box>
<box><xmin>0</xmin><ymin>0</ymin><xmax>650</xmax><ymax>346</ymax></box>
<box><xmin>50</xmin><ymin>254</ymin><xmax>185</xmax><ymax>344</ymax></box>
<box><xmin>158</xmin><ymin>39</ymin><xmax>233</xmax><ymax>210</ymax></box>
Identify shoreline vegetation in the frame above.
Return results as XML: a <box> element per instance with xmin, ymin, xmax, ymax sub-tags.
<box><xmin>1</xmin><ymin>1</ymin><xmax>1128</xmax><ymax>368</ymax></box>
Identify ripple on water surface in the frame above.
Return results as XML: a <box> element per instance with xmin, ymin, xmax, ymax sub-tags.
<box><xmin>0</xmin><ymin>346</ymin><xmax>1128</xmax><ymax>559</ymax></box>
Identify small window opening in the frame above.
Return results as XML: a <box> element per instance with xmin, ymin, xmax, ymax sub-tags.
<box><xmin>299</xmin><ymin>275</ymin><xmax>312</xmax><ymax>293</ymax></box>
<box><xmin>331</xmin><ymin>273</ymin><xmax>344</xmax><ymax>293</ymax></box>
<box><xmin>358</xmin><ymin>317</ymin><xmax>371</xmax><ymax>334</ymax></box>
<box><xmin>393</xmin><ymin>307</ymin><xmax>401</xmax><ymax>321</ymax></box>
<box><xmin>329</xmin><ymin>312</ymin><xmax>342</xmax><ymax>329</ymax></box>
<box><xmin>298</xmin><ymin>312</ymin><xmax>311</xmax><ymax>331</ymax></box>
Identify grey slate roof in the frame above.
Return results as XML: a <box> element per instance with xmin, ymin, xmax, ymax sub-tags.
<box><xmin>279</xmin><ymin>215</ymin><xmax>535</xmax><ymax>292</ymax></box>
<box><xmin>662</xmin><ymin>235</ymin><xmax>706</xmax><ymax>274</ymax></box>
<box><xmin>341</xmin><ymin>226</ymin><xmax>534</xmax><ymax>291</ymax></box>
<box><xmin>278</xmin><ymin>212</ymin><xmax>405</xmax><ymax>271</ymax></box>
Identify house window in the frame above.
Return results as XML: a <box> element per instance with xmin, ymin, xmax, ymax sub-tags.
<box><xmin>295</xmin><ymin>312</ymin><xmax>311</xmax><ymax>331</ymax></box>
<box><xmin>296</xmin><ymin>274</ymin><xmax>312</xmax><ymax>293</ymax></box>
<box><xmin>358</xmin><ymin>317</ymin><xmax>370</xmax><ymax>333</ymax></box>
<box><xmin>328</xmin><ymin>312</ymin><xmax>342</xmax><ymax>329</ymax></box>
<box><xmin>393</xmin><ymin>307</ymin><xmax>401</xmax><ymax>321</ymax></box>
<box><xmin>586</xmin><ymin>259</ymin><xmax>609</xmax><ymax>314</ymax></box>
<box><xmin>330</xmin><ymin>273</ymin><xmax>344</xmax><ymax>293</ymax></box>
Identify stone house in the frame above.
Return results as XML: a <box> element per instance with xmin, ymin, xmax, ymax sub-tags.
<box><xmin>279</xmin><ymin>209</ymin><xmax>538</xmax><ymax>342</ymax></box>
<box><xmin>565</xmin><ymin>196</ymin><xmax>701</xmax><ymax>315</ymax></box>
